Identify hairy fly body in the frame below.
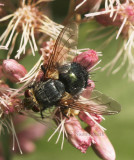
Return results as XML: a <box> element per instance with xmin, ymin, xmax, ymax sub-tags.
<box><xmin>23</xmin><ymin>22</ymin><xmax>121</xmax><ymax>119</ymax></box>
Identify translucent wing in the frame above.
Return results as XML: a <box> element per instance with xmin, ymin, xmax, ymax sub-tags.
<box><xmin>89</xmin><ymin>90</ymin><xmax>121</xmax><ymax>114</ymax></box>
<box><xmin>22</xmin><ymin>106</ymin><xmax>58</xmax><ymax>128</ymax></box>
<box><xmin>62</xmin><ymin>90</ymin><xmax>121</xmax><ymax>115</ymax></box>
<box><xmin>45</xmin><ymin>22</ymin><xmax>78</xmax><ymax>78</ymax></box>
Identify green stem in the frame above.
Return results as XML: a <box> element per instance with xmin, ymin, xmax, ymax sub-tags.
<box><xmin>63</xmin><ymin>0</ymin><xmax>76</xmax><ymax>25</ymax></box>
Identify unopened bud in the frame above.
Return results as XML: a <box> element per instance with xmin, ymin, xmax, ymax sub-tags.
<box><xmin>0</xmin><ymin>6</ymin><xmax>6</xmax><ymax>18</ymax></box>
<box><xmin>75</xmin><ymin>0</ymin><xmax>102</xmax><ymax>14</ymax></box>
<box><xmin>65</xmin><ymin>116</ymin><xmax>93</xmax><ymax>153</ymax></box>
<box><xmin>86</xmin><ymin>125</ymin><xmax>116</xmax><ymax>160</ymax></box>
<box><xmin>95</xmin><ymin>9</ymin><xmax>122</xmax><ymax>27</ymax></box>
<box><xmin>40</xmin><ymin>39</ymin><xmax>55</xmax><ymax>64</ymax></box>
<box><xmin>4</xmin><ymin>97</ymin><xmax>21</xmax><ymax>115</ymax></box>
<box><xmin>79</xmin><ymin>112</ymin><xmax>102</xmax><ymax>127</ymax></box>
<box><xmin>2</xmin><ymin>59</ymin><xmax>27</xmax><ymax>82</ymax></box>
<box><xmin>0</xmin><ymin>81</ymin><xmax>9</xmax><ymax>96</ymax></box>
<box><xmin>73</xmin><ymin>50</ymin><xmax>98</xmax><ymax>70</ymax></box>
<box><xmin>0</xmin><ymin>81</ymin><xmax>21</xmax><ymax>115</ymax></box>
<box><xmin>0</xmin><ymin>80</ymin><xmax>9</xmax><ymax>88</ymax></box>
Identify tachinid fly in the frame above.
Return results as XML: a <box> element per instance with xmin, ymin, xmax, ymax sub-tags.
<box><xmin>23</xmin><ymin>22</ymin><xmax>121</xmax><ymax>119</ymax></box>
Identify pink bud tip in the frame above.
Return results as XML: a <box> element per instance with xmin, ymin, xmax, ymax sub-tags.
<box><xmin>4</xmin><ymin>107</ymin><xmax>15</xmax><ymax>115</ymax></box>
<box><xmin>125</xmin><ymin>5</ymin><xmax>134</xmax><ymax>16</ymax></box>
<box><xmin>40</xmin><ymin>39</ymin><xmax>54</xmax><ymax>61</ymax></box>
<box><xmin>124</xmin><ymin>4</ymin><xmax>134</xmax><ymax>23</ymax></box>
<box><xmin>95</xmin><ymin>9</ymin><xmax>122</xmax><ymax>27</ymax></box>
<box><xmin>2</xmin><ymin>59</ymin><xmax>27</xmax><ymax>82</ymax></box>
<box><xmin>79</xmin><ymin>112</ymin><xmax>102</xmax><ymax>127</ymax></box>
<box><xmin>86</xmin><ymin>125</ymin><xmax>116</xmax><ymax>160</ymax></box>
<box><xmin>73</xmin><ymin>50</ymin><xmax>98</xmax><ymax>70</ymax></box>
<box><xmin>65</xmin><ymin>116</ymin><xmax>93</xmax><ymax>153</ymax></box>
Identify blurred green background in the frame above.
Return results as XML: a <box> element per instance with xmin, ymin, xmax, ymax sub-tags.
<box><xmin>1</xmin><ymin>0</ymin><xmax>134</xmax><ymax>160</ymax></box>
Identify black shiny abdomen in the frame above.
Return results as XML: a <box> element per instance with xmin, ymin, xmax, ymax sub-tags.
<box><xmin>33</xmin><ymin>79</ymin><xmax>65</xmax><ymax>108</ymax></box>
<box><xmin>59</xmin><ymin>62</ymin><xmax>88</xmax><ymax>95</ymax></box>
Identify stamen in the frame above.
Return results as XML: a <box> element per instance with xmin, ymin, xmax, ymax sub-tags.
<box><xmin>0</xmin><ymin>1</ymin><xmax>62</xmax><ymax>58</ymax></box>
<box><xmin>88</xmin><ymin>60</ymin><xmax>101</xmax><ymax>72</ymax></box>
<box><xmin>48</xmin><ymin>122</ymin><xmax>63</xmax><ymax>142</ymax></box>
<box><xmin>85</xmin><ymin>112</ymin><xmax>106</xmax><ymax>131</ymax></box>
<box><xmin>85</xmin><ymin>9</ymin><xmax>117</xmax><ymax>17</ymax></box>
<box><xmin>10</xmin><ymin>117</ymin><xmax>23</xmax><ymax>154</ymax></box>
<box><xmin>31</xmin><ymin>27</ymin><xmax>38</xmax><ymax>51</ymax></box>
<box><xmin>5</xmin><ymin>16</ymin><xmax>22</xmax><ymax>48</ymax></box>
<box><xmin>34</xmin><ymin>0</ymin><xmax>53</xmax><ymax>6</ymax></box>
<box><xmin>75</xmin><ymin>0</ymin><xmax>87</xmax><ymax>11</ymax></box>
<box><xmin>19</xmin><ymin>55</ymin><xmax>43</xmax><ymax>83</ymax></box>
<box><xmin>116</xmin><ymin>17</ymin><xmax>127</xmax><ymax>39</ymax></box>
<box><xmin>0</xmin><ymin>14</ymin><xmax>14</xmax><ymax>22</ymax></box>
<box><xmin>7</xmin><ymin>32</ymin><xmax>19</xmax><ymax>59</ymax></box>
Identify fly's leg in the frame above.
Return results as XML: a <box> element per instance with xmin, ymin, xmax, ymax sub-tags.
<box><xmin>60</xmin><ymin>106</ymin><xmax>69</xmax><ymax>119</ymax></box>
<box><xmin>41</xmin><ymin>65</ymin><xmax>46</xmax><ymax>74</ymax></box>
<box><xmin>40</xmin><ymin>108</ymin><xmax>44</xmax><ymax>119</ymax></box>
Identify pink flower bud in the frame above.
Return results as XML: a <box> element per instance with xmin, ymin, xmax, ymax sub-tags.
<box><xmin>95</xmin><ymin>9</ymin><xmax>122</xmax><ymax>27</ymax></box>
<box><xmin>0</xmin><ymin>81</ymin><xmax>21</xmax><ymax>115</ymax></box>
<box><xmin>79</xmin><ymin>112</ymin><xmax>102</xmax><ymax>127</ymax></box>
<box><xmin>0</xmin><ymin>81</ymin><xmax>9</xmax><ymax>96</ymax></box>
<box><xmin>0</xmin><ymin>81</ymin><xmax>9</xmax><ymax>88</ymax></box>
<box><xmin>81</xmin><ymin>80</ymin><xmax>95</xmax><ymax>99</ymax></box>
<box><xmin>125</xmin><ymin>4</ymin><xmax>134</xmax><ymax>17</ymax></box>
<box><xmin>86</xmin><ymin>125</ymin><xmax>116</xmax><ymax>160</ymax></box>
<box><xmin>121</xmin><ymin>3</ymin><xmax>134</xmax><ymax>27</ymax></box>
<box><xmin>75</xmin><ymin>0</ymin><xmax>102</xmax><ymax>14</ymax></box>
<box><xmin>16</xmin><ymin>122</ymin><xmax>47</xmax><ymax>153</ymax></box>
<box><xmin>3</xmin><ymin>97</ymin><xmax>21</xmax><ymax>115</ymax></box>
<box><xmin>64</xmin><ymin>116</ymin><xmax>93</xmax><ymax>153</ymax></box>
<box><xmin>8</xmin><ymin>115</ymin><xmax>47</xmax><ymax>154</ymax></box>
<box><xmin>95</xmin><ymin>3</ymin><xmax>134</xmax><ymax>34</ymax></box>
<box><xmin>0</xmin><ymin>6</ymin><xmax>6</xmax><ymax>19</ymax></box>
<box><xmin>2</xmin><ymin>59</ymin><xmax>27</xmax><ymax>82</ymax></box>
<box><xmin>73</xmin><ymin>50</ymin><xmax>98</xmax><ymax>70</ymax></box>
<box><xmin>41</xmin><ymin>39</ymin><xmax>54</xmax><ymax>53</ymax></box>
<box><xmin>40</xmin><ymin>39</ymin><xmax>55</xmax><ymax>64</ymax></box>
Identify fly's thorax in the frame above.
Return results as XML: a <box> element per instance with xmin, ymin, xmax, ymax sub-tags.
<box><xmin>58</xmin><ymin>62</ymin><xmax>88</xmax><ymax>96</ymax></box>
<box><xmin>45</xmin><ymin>69</ymin><xmax>59</xmax><ymax>80</ymax></box>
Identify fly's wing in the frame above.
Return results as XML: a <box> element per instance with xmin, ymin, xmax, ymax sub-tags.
<box><xmin>88</xmin><ymin>90</ymin><xmax>121</xmax><ymax>114</ymax></box>
<box><xmin>45</xmin><ymin>22</ymin><xmax>78</xmax><ymax>78</ymax></box>
<box><xmin>22</xmin><ymin>106</ymin><xmax>58</xmax><ymax>128</ymax></box>
<box><xmin>62</xmin><ymin>90</ymin><xmax>121</xmax><ymax>115</ymax></box>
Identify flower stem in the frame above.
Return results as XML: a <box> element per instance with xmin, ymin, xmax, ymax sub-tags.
<box><xmin>63</xmin><ymin>0</ymin><xmax>75</xmax><ymax>25</ymax></box>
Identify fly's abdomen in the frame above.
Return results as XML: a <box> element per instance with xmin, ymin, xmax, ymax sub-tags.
<box><xmin>33</xmin><ymin>79</ymin><xmax>65</xmax><ymax>108</ymax></box>
<box><xmin>59</xmin><ymin>62</ymin><xmax>88</xmax><ymax>95</ymax></box>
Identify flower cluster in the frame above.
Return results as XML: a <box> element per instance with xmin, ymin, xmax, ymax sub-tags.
<box><xmin>46</xmin><ymin>50</ymin><xmax>116</xmax><ymax>160</ymax></box>
<box><xmin>0</xmin><ymin>0</ymin><xmax>120</xmax><ymax>160</ymax></box>
<box><xmin>0</xmin><ymin>0</ymin><xmax>63</xmax><ymax>59</ymax></box>
<box><xmin>84</xmin><ymin>0</ymin><xmax>134</xmax><ymax>80</ymax></box>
